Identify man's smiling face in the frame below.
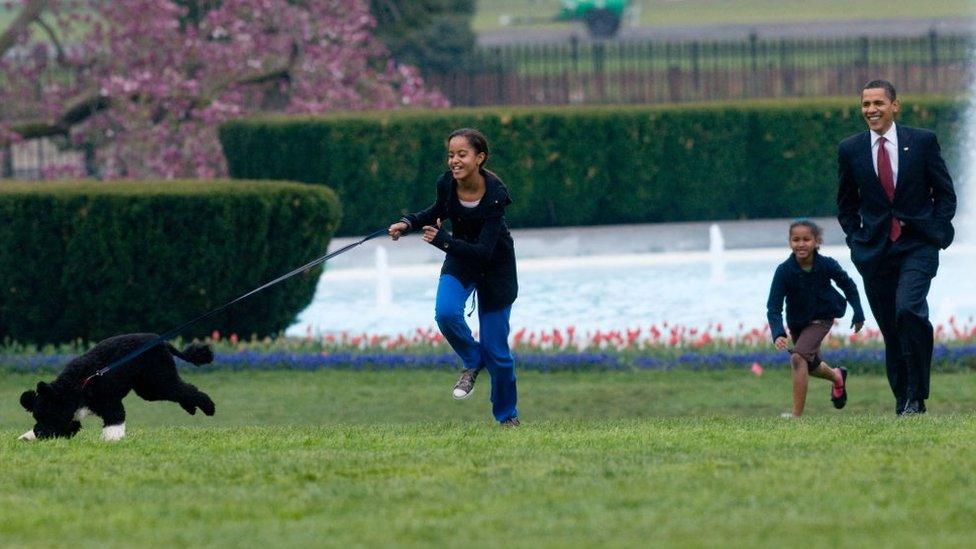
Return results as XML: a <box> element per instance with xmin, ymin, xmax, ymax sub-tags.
<box><xmin>861</xmin><ymin>87</ymin><xmax>899</xmax><ymax>134</ymax></box>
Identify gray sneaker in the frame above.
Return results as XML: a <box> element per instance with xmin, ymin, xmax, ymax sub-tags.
<box><xmin>500</xmin><ymin>417</ymin><xmax>520</xmax><ymax>427</ymax></box>
<box><xmin>452</xmin><ymin>368</ymin><xmax>479</xmax><ymax>400</ymax></box>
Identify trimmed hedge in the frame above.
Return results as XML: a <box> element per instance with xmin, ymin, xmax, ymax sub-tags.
<box><xmin>0</xmin><ymin>180</ymin><xmax>341</xmax><ymax>344</ymax></box>
<box><xmin>220</xmin><ymin>97</ymin><xmax>964</xmax><ymax>236</ymax></box>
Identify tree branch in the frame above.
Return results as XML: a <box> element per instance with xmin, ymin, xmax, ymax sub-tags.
<box><xmin>0</xmin><ymin>0</ymin><xmax>52</xmax><ymax>58</ymax></box>
<box><xmin>5</xmin><ymin>36</ymin><xmax>300</xmax><ymax>143</ymax></box>
<box><xmin>5</xmin><ymin>91</ymin><xmax>110</xmax><ymax>141</ymax></box>
<box><xmin>5</xmin><ymin>49</ymin><xmax>295</xmax><ymax>144</ymax></box>
<box><xmin>207</xmin><ymin>41</ymin><xmax>299</xmax><ymax>94</ymax></box>
<box><xmin>235</xmin><ymin>66</ymin><xmax>290</xmax><ymax>86</ymax></box>
<box><xmin>32</xmin><ymin>16</ymin><xmax>69</xmax><ymax>67</ymax></box>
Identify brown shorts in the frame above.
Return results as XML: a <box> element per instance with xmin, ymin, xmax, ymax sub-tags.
<box><xmin>790</xmin><ymin>320</ymin><xmax>832</xmax><ymax>372</ymax></box>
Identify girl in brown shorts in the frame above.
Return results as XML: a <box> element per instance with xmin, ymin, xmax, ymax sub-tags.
<box><xmin>766</xmin><ymin>220</ymin><xmax>865</xmax><ymax>417</ymax></box>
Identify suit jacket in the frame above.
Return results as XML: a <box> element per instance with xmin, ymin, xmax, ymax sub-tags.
<box><xmin>837</xmin><ymin>124</ymin><xmax>956</xmax><ymax>276</ymax></box>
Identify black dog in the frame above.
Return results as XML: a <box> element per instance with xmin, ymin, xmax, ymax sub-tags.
<box><xmin>19</xmin><ymin>333</ymin><xmax>216</xmax><ymax>441</ymax></box>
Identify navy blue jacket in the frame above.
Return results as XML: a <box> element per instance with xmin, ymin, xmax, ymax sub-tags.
<box><xmin>402</xmin><ymin>169</ymin><xmax>517</xmax><ymax>312</ymax></box>
<box><xmin>837</xmin><ymin>125</ymin><xmax>956</xmax><ymax>277</ymax></box>
<box><xmin>766</xmin><ymin>252</ymin><xmax>865</xmax><ymax>341</ymax></box>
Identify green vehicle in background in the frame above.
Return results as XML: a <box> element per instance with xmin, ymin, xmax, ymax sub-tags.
<box><xmin>497</xmin><ymin>0</ymin><xmax>634</xmax><ymax>39</ymax></box>
<box><xmin>557</xmin><ymin>0</ymin><xmax>632</xmax><ymax>38</ymax></box>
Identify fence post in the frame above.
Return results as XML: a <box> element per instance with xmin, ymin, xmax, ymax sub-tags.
<box><xmin>83</xmin><ymin>142</ymin><xmax>98</xmax><ymax>178</ymax></box>
<box><xmin>929</xmin><ymin>28</ymin><xmax>940</xmax><ymax>90</ymax></box>
<box><xmin>780</xmin><ymin>38</ymin><xmax>794</xmax><ymax>96</ymax></box>
<box><xmin>1</xmin><ymin>145</ymin><xmax>13</xmax><ymax>178</ymax></box>
<box><xmin>749</xmin><ymin>32</ymin><xmax>759</xmax><ymax>98</ymax></box>
<box><xmin>593</xmin><ymin>41</ymin><xmax>606</xmax><ymax>102</ymax></box>
<box><xmin>857</xmin><ymin>36</ymin><xmax>870</xmax><ymax>91</ymax></box>
<box><xmin>570</xmin><ymin>34</ymin><xmax>580</xmax><ymax>74</ymax></box>
<box><xmin>35</xmin><ymin>139</ymin><xmax>45</xmax><ymax>179</ymax></box>
<box><xmin>493</xmin><ymin>46</ymin><xmax>505</xmax><ymax>106</ymax></box>
<box><xmin>691</xmin><ymin>41</ymin><xmax>701</xmax><ymax>100</ymax></box>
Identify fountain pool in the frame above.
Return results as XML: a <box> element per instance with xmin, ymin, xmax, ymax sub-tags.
<box><xmin>286</xmin><ymin>232</ymin><xmax>976</xmax><ymax>338</ymax></box>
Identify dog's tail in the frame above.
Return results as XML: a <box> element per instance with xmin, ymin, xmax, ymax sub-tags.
<box><xmin>166</xmin><ymin>342</ymin><xmax>214</xmax><ymax>366</ymax></box>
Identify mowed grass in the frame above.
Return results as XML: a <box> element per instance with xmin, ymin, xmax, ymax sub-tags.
<box><xmin>2</xmin><ymin>369</ymin><xmax>976</xmax><ymax>547</ymax></box>
<box><xmin>4</xmin><ymin>0</ymin><xmax>973</xmax><ymax>32</ymax></box>
<box><xmin>474</xmin><ymin>0</ymin><xmax>975</xmax><ymax>32</ymax></box>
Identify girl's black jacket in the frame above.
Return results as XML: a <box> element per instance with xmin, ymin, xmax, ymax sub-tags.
<box><xmin>401</xmin><ymin>169</ymin><xmax>518</xmax><ymax>312</ymax></box>
<box><xmin>766</xmin><ymin>252</ymin><xmax>865</xmax><ymax>341</ymax></box>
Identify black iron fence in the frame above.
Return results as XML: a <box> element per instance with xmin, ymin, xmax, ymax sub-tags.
<box><xmin>428</xmin><ymin>31</ymin><xmax>975</xmax><ymax>106</ymax></box>
<box><xmin>1</xmin><ymin>137</ymin><xmax>86</xmax><ymax>180</ymax></box>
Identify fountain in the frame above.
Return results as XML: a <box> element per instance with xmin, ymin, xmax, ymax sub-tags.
<box><xmin>958</xmin><ymin>51</ymin><xmax>976</xmax><ymax>245</ymax></box>
<box><xmin>932</xmin><ymin>49</ymin><xmax>976</xmax><ymax>320</ymax></box>
<box><xmin>708</xmin><ymin>223</ymin><xmax>726</xmax><ymax>284</ymax></box>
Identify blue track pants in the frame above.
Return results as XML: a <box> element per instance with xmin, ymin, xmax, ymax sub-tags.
<box><xmin>435</xmin><ymin>275</ymin><xmax>518</xmax><ymax>422</ymax></box>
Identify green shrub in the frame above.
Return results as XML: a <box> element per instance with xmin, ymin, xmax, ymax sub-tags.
<box><xmin>220</xmin><ymin>96</ymin><xmax>964</xmax><ymax>236</ymax></box>
<box><xmin>0</xmin><ymin>180</ymin><xmax>340</xmax><ymax>344</ymax></box>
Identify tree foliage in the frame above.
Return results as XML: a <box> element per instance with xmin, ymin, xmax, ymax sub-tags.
<box><xmin>0</xmin><ymin>0</ymin><xmax>447</xmax><ymax>178</ymax></box>
<box><xmin>369</xmin><ymin>0</ymin><xmax>476</xmax><ymax>75</ymax></box>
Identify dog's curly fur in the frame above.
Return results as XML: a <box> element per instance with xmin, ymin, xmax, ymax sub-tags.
<box><xmin>19</xmin><ymin>333</ymin><xmax>215</xmax><ymax>441</ymax></box>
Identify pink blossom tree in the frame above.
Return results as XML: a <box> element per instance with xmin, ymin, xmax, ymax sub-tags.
<box><xmin>0</xmin><ymin>0</ymin><xmax>447</xmax><ymax>178</ymax></box>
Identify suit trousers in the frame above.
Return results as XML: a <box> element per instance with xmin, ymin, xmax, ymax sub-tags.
<box><xmin>862</xmin><ymin>238</ymin><xmax>939</xmax><ymax>410</ymax></box>
<box><xmin>434</xmin><ymin>274</ymin><xmax>518</xmax><ymax>423</ymax></box>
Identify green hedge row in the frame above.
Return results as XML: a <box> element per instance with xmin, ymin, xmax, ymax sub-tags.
<box><xmin>220</xmin><ymin>97</ymin><xmax>964</xmax><ymax>236</ymax></box>
<box><xmin>0</xmin><ymin>180</ymin><xmax>340</xmax><ymax>344</ymax></box>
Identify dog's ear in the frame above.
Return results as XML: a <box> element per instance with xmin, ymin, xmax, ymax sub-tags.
<box><xmin>20</xmin><ymin>390</ymin><xmax>37</xmax><ymax>412</ymax></box>
<box><xmin>36</xmin><ymin>382</ymin><xmax>54</xmax><ymax>398</ymax></box>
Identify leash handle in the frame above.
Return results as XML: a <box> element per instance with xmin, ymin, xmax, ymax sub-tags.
<box><xmin>80</xmin><ymin>228</ymin><xmax>388</xmax><ymax>387</ymax></box>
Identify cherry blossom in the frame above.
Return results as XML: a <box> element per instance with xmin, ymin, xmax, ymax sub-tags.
<box><xmin>0</xmin><ymin>0</ymin><xmax>447</xmax><ymax>178</ymax></box>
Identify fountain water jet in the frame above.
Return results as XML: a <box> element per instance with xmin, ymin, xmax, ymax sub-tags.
<box><xmin>709</xmin><ymin>223</ymin><xmax>726</xmax><ymax>284</ymax></box>
<box><xmin>955</xmin><ymin>31</ymin><xmax>976</xmax><ymax>244</ymax></box>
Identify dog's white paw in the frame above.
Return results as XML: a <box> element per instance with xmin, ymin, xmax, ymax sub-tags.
<box><xmin>101</xmin><ymin>423</ymin><xmax>125</xmax><ymax>442</ymax></box>
<box><xmin>18</xmin><ymin>430</ymin><xmax>36</xmax><ymax>441</ymax></box>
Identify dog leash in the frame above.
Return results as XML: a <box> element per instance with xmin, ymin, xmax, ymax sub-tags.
<box><xmin>80</xmin><ymin>228</ymin><xmax>389</xmax><ymax>388</ymax></box>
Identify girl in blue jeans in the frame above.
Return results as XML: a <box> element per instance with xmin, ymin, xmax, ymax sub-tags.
<box><xmin>388</xmin><ymin>128</ymin><xmax>519</xmax><ymax>427</ymax></box>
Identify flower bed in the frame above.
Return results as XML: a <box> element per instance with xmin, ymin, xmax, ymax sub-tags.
<box><xmin>3</xmin><ymin>319</ymin><xmax>975</xmax><ymax>374</ymax></box>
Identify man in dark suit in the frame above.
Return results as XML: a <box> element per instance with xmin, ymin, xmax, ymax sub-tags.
<box><xmin>837</xmin><ymin>79</ymin><xmax>957</xmax><ymax>415</ymax></box>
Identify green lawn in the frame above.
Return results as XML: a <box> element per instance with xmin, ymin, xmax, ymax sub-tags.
<box><xmin>2</xmin><ymin>369</ymin><xmax>976</xmax><ymax>547</ymax></box>
<box><xmin>4</xmin><ymin>1</ymin><xmax>973</xmax><ymax>33</ymax></box>
<box><xmin>474</xmin><ymin>0</ymin><xmax>975</xmax><ymax>32</ymax></box>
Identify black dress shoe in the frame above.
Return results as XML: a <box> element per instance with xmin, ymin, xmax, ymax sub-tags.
<box><xmin>900</xmin><ymin>400</ymin><xmax>925</xmax><ymax>416</ymax></box>
<box><xmin>895</xmin><ymin>397</ymin><xmax>907</xmax><ymax>416</ymax></box>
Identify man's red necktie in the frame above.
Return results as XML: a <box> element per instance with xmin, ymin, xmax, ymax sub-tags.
<box><xmin>877</xmin><ymin>136</ymin><xmax>901</xmax><ymax>241</ymax></box>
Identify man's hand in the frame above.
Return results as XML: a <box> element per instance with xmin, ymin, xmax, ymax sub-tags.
<box><xmin>774</xmin><ymin>336</ymin><xmax>788</xmax><ymax>351</ymax></box>
<box><xmin>422</xmin><ymin>218</ymin><xmax>442</xmax><ymax>243</ymax></box>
